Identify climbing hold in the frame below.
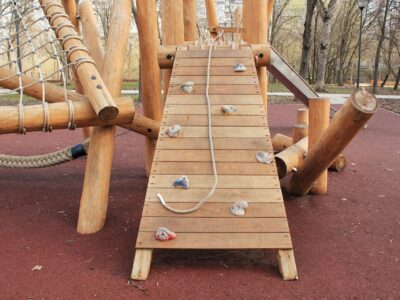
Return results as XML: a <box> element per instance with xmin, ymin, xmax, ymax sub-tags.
<box><xmin>256</xmin><ymin>151</ymin><xmax>274</xmax><ymax>164</ymax></box>
<box><xmin>181</xmin><ymin>81</ymin><xmax>194</xmax><ymax>93</ymax></box>
<box><xmin>173</xmin><ymin>175</ymin><xmax>190</xmax><ymax>189</ymax></box>
<box><xmin>234</xmin><ymin>63</ymin><xmax>247</xmax><ymax>72</ymax></box>
<box><xmin>165</xmin><ymin>124</ymin><xmax>182</xmax><ymax>138</ymax></box>
<box><xmin>155</xmin><ymin>227</ymin><xmax>177</xmax><ymax>242</ymax></box>
<box><xmin>230</xmin><ymin>200</ymin><xmax>249</xmax><ymax>216</ymax></box>
<box><xmin>221</xmin><ymin>105</ymin><xmax>237</xmax><ymax>115</ymax></box>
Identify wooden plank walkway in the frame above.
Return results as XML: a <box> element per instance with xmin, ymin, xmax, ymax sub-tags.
<box><xmin>132</xmin><ymin>45</ymin><xmax>297</xmax><ymax>281</ymax></box>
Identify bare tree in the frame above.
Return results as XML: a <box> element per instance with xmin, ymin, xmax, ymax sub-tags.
<box><xmin>314</xmin><ymin>0</ymin><xmax>337</xmax><ymax>91</ymax></box>
<box><xmin>299</xmin><ymin>0</ymin><xmax>317</xmax><ymax>79</ymax></box>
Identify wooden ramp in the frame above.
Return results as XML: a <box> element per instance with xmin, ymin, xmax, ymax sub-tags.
<box><xmin>132</xmin><ymin>45</ymin><xmax>297</xmax><ymax>281</ymax></box>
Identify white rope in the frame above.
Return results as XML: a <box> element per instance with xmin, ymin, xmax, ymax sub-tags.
<box><xmin>157</xmin><ymin>33</ymin><xmax>224</xmax><ymax>214</ymax></box>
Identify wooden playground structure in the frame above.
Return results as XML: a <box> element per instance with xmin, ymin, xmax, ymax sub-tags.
<box><xmin>0</xmin><ymin>0</ymin><xmax>378</xmax><ymax>281</ymax></box>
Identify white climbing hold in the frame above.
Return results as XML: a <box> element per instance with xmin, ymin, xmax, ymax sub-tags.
<box><xmin>181</xmin><ymin>81</ymin><xmax>194</xmax><ymax>93</ymax></box>
<box><xmin>234</xmin><ymin>63</ymin><xmax>247</xmax><ymax>72</ymax></box>
<box><xmin>230</xmin><ymin>200</ymin><xmax>249</xmax><ymax>216</ymax></box>
<box><xmin>173</xmin><ymin>175</ymin><xmax>190</xmax><ymax>189</ymax></box>
<box><xmin>165</xmin><ymin>125</ymin><xmax>182</xmax><ymax>138</ymax></box>
<box><xmin>155</xmin><ymin>227</ymin><xmax>177</xmax><ymax>242</ymax></box>
<box><xmin>256</xmin><ymin>151</ymin><xmax>274</xmax><ymax>164</ymax></box>
<box><xmin>221</xmin><ymin>105</ymin><xmax>237</xmax><ymax>115</ymax></box>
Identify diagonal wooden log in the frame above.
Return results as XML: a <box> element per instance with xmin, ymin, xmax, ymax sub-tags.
<box><xmin>0</xmin><ymin>67</ymin><xmax>160</xmax><ymax>139</ymax></box>
<box><xmin>39</xmin><ymin>0</ymin><xmax>118</xmax><ymax>121</ymax></box>
<box><xmin>77</xmin><ymin>0</ymin><xmax>132</xmax><ymax>234</ymax></box>
<box><xmin>288</xmin><ymin>90</ymin><xmax>377</xmax><ymax>195</ymax></box>
<box><xmin>0</xmin><ymin>97</ymin><xmax>134</xmax><ymax>135</ymax></box>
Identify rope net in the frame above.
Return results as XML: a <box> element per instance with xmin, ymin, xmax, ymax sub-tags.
<box><xmin>0</xmin><ymin>0</ymin><xmax>76</xmax><ymax>134</ymax></box>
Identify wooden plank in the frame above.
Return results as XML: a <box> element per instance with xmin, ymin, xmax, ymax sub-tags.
<box><xmin>159</xmin><ymin>126</ymin><xmax>269</xmax><ymax>138</ymax></box>
<box><xmin>136</xmin><ymin>232</ymin><xmax>293</xmax><ymax>249</ymax></box>
<box><xmin>131</xmin><ymin>249</ymin><xmax>153</xmax><ymax>280</ymax></box>
<box><xmin>157</xmin><ymin>137</ymin><xmax>272</xmax><ymax>150</ymax></box>
<box><xmin>162</xmin><ymin>115</ymin><xmax>268</xmax><ymax>127</ymax></box>
<box><xmin>176</xmin><ymin>49</ymin><xmax>252</xmax><ymax>58</ymax></box>
<box><xmin>145</xmin><ymin>188</ymin><xmax>284</xmax><ymax>203</ymax></box>
<box><xmin>140</xmin><ymin>217</ymin><xmax>290</xmax><ymax>233</ymax></box>
<box><xmin>170</xmin><ymin>76</ymin><xmax>258</xmax><ymax>85</ymax></box>
<box><xmin>277</xmin><ymin>250</ymin><xmax>299</xmax><ymax>280</ymax></box>
<box><xmin>154</xmin><ymin>149</ymin><xmax>274</xmax><ymax>162</ymax></box>
<box><xmin>172</xmin><ymin>66</ymin><xmax>257</xmax><ymax>76</ymax></box>
<box><xmin>168</xmin><ymin>85</ymin><xmax>261</xmax><ymax>95</ymax></box>
<box><xmin>152</xmin><ymin>162</ymin><xmax>277</xmax><ymax>175</ymax></box>
<box><xmin>148</xmin><ymin>175</ymin><xmax>280</xmax><ymax>189</ymax></box>
<box><xmin>174</xmin><ymin>57</ymin><xmax>254</xmax><ymax>67</ymax></box>
<box><xmin>166</xmin><ymin>95</ymin><xmax>263</xmax><ymax>105</ymax></box>
<box><xmin>142</xmin><ymin>202</ymin><xmax>286</xmax><ymax>217</ymax></box>
<box><xmin>164</xmin><ymin>105</ymin><xmax>264</xmax><ymax>115</ymax></box>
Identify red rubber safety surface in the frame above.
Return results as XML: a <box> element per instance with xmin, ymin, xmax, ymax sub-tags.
<box><xmin>0</xmin><ymin>105</ymin><xmax>399</xmax><ymax>299</ymax></box>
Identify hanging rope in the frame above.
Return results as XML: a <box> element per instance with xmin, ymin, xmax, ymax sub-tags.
<box><xmin>157</xmin><ymin>33</ymin><xmax>224</xmax><ymax>214</ymax></box>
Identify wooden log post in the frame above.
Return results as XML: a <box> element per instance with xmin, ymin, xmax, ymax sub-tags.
<box><xmin>242</xmin><ymin>0</ymin><xmax>268</xmax><ymax>111</ymax></box>
<box><xmin>234</xmin><ymin>7</ymin><xmax>242</xmax><ymax>44</ymax></box>
<box><xmin>0</xmin><ymin>97</ymin><xmax>134</xmax><ymax>135</ymax></box>
<box><xmin>137</xmin><ymin>0</ymin><xmax>163</xmax><ymax>175</ymax></box>
<box><xmin>77</xmin><ymin>0</ymin><xmax>132</xmax><ymax>234</ymax></box>
<box><xmin>183</xmin><ymin>0</ymin><xmax>198</xmax><ymax>42</ymax></box>
<box><xmin>297</xmin><ymin>108</ymin><xmax>309</xmax><ymax>124</ymax></box>
<box><xmin>205</xmin><ymin>0</ymin><xmax>219</xmax><ymax>37</ymax></box>
<box><xmin>161</xmin><ymin>0</ymin><xmax>184</xmax><ymax>100</ymax></box>
<box><xmin>329</xmin><ymin>154</ymin><xmax>347</xmax><ymax>172</ymax></box>
<box><xmin>272</xmin><ymin>133</ymin><xmax>293</xmax><ymax>152</ymax></box>
<box><xmin>40</xmin><ymin>0</ymin><xmax>118</xmax><ymax>121</ymax></box>
<box><xmin>292</xmin><ymin>124</ymin><xmax>308</xmax><ymax>144</ymax></box>
<box><xmin>288</xmin><ymin>90</ymin><xmax>377</xmax><ymax>195</ymax></box>
<box><xmin>276</xmin><ymin>137</ymin><xmax>307</xmax><ymax>179</ymax></box>
<box><xmin>308</xmin><ymin>98</ymin><xmax>330</xmax><ymax>194</ymax></box>
<box><xmin>79</xmin><ymin>0</ymin><xmax>105</xmax><ymax>73</ymax></box>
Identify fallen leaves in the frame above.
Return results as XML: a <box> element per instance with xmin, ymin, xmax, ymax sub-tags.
<box><xmin>31</xmin><ymin>265</ymin><xmax>43</xmax><ymax>271</ymax></box>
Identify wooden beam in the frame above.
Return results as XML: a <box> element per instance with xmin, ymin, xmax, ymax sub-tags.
<box><xmin>79</xmin><ymin>0</ymin><xmax>105</xmax><ymax>73</ymax></box>
<box><xmin>272</xmin><ymin>133</ymin><xmax>293</xmax><ymax>152</ymax></box>
<box><xmin>288</xmin><ymin>90</ymin><xmax>377</xmax><ymax>195</ymax></box>
<box><xmin>0</xmin><ymin>97</ymin><xmax>134</xmax><ymax>135</ymax></box>
<box><xmin>308</xmin><ymin>98</ymin><xmax>330</xmax><ymax>194</ymax></box>
<box><xmin>137</xmin><ymin>0</ymin><xmax>163</xmax><ymax>174</ymax></box>
<box><xmin>275</xmin><ymin>138</ymin><xmax>307</xmax><ymax>179</ymax></box>
<box><xmin>157</xmin><ymin>44</ymin><xmax>271</xmax><ymax>69</ymax></box>
<box><xmin>242</xmin><ymin>0</ymin><xmax>268</xmax><ymax>110</ymax></box>
<box><xmin>0</xmin><ymin>68</ymin><xmax>160</xmax><ymax>140</ymax></box>
<box><xmin>161</xmin><ymin>0</ymin><xmax>184</xmax><ymax>99</ymax></box>
<box><xmin>77</xmin><ymin>0</ymin><xmax>132</xmax><ymax>234</ymax></box>
<box><xmin>296</xmin><ymin>108</ymin><xmax>309</xmax><ymax>124</ymax></box>
<box><xmin>205</xmin><ymin>0</ymin><xmax>219</xmax><ymax>37</ymax></box>
<box><xmin>183</xmin><ymin>0</ymin><xmax>198</xmax><ymax>42</ymax></box>
<box><xmin>39</xmin><ymin>0</ymin><xmax>118</xmax><ymax>121</ymax></box>
<box><xmin>292</xmin><ymin>124</ymin><xmax>308</xmax><ymax>144</ymax></box>
<box><xmin>131</xmin><ymin>249</ymin><xmax>153</xmax><ymax>280</ymax></box>
<box><xmin>277</xmin><ymin>250</ymin><xmax>298</xmax><ymax>280</ymax></box>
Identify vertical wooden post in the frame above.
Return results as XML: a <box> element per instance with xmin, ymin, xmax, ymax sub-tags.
<box><xmin>183</xmin><ymin>0</ymin><xmax>198</xmax><ymax>42</ymax></box>
<box><xmin>161</xmin><ymin>0</ymin><xmax>184</xmax><ymax>98</ymax></box>
<box><xmin>308</xmin><ymin>98</ymin><xmax>330</xmax><ymax>194</ymax></box>
<box><xmin>296</xmin><ymin>108</ymin><xmax>309</xmax><ymax>125</ymax></box>
<box><xmin>288</xmin><ymin>91</ymin><xmax>377</xmax><ymax>196</ymax></box>
<box><xmin>234</xmin><ymin>7</ymin><xmax>242</xmax><ymax>44</ymax></box>
<box><xmin>77</xmin><ymin>0</ymin><xmax>132</xmax><ymax>234</ymax></box>
<box><xmin>205</xmin><ymin>0</ymin><xmax>218</xmax><ymax>37</ymax></box>
<box><xmin>242</xmin><ymin>0</ymin><xmax>268</xmax><ymax>111</ymax></box>
<box><xmin>137</xmin><ymin>0</ymin><xmax>163</xmax><ymax>175</ymax></box>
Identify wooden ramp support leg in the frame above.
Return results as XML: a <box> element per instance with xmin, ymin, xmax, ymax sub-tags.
<box><xmin>288</xmin><ymin>90</ymin><xmax>378</xmax><ymax>195</ymax></box>
<box><xmin>277</xmin><ymin>250</ymin><xmax>298</xmax><ymax>280</ymax></box>
<box><xmin>131</xmin><ymin>249</ymin><xmax>153</xmax><ymax>280</ymax></box>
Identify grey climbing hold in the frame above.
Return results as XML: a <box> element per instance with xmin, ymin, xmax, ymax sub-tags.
<box><xmin>165</xmin><ymin>124</ymin><xmax>182</xmax><ymax>138</ymax></box>
<box><xmin>181</xmin><ymin>81</ymin><xmax>194</xmax><ymax>93</ymax></box>
<box><xmin>155</xmin><ymin>227</ymin><xmax>177</xmax><ymax>242</ymax></box>
<box><xmin>256</xmin><ymin>151</ymin><xmax>274</xmax><ymax>164</ymax></box>
<box><xmin>221</xmin><ymin>105</ymin><xmax>237</xmax><ymax>115</ymax></box>
<box><xmin>234</xmin><ymin>63</ymin><xmax>247</xmax><ymax>72</ymax></box>
<box><xmin>173</xmin><ymin>175</ymin><xmax>190</xmax><ymax>189</ymax></box>
<box><xmin>230</xmin><ymin>200</ymin><xmax>249</xmax><ymax>216</ymax></box>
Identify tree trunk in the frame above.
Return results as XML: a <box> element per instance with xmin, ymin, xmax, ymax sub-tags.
<box><xmin>394</xmin><ymin>67</ymin><xmax>400</xmax><ymax>91</ymax></box>
<box><xmin>373</xmin><ymin>0</ymin><xmax>390</xmax><ymax>94</ymax></box>
<box><xmin>299</xmin><ymin>0</ymin><xmax>317</xmax><ymax>79</ymax></box>
<box><xmin>315</xmin><ymin>0</ymin><xmax>337</xmax><ymax>92</ymax></box>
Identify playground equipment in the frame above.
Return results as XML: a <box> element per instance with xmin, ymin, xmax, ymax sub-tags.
<box><xmin>0</xmin><ymin>0</ymin><xmax>378</xmax><ymax>281</ymax></box>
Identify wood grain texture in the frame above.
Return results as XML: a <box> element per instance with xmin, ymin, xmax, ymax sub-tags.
<box><xmin>172</xmin><ymin>66</ymin><xmax>257</xmax><ymax>76</ymax></box>
<box><xmin>162</xmin><ymin>115</ymin><xmax>268</xmax><ymax>127</ymax></box>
